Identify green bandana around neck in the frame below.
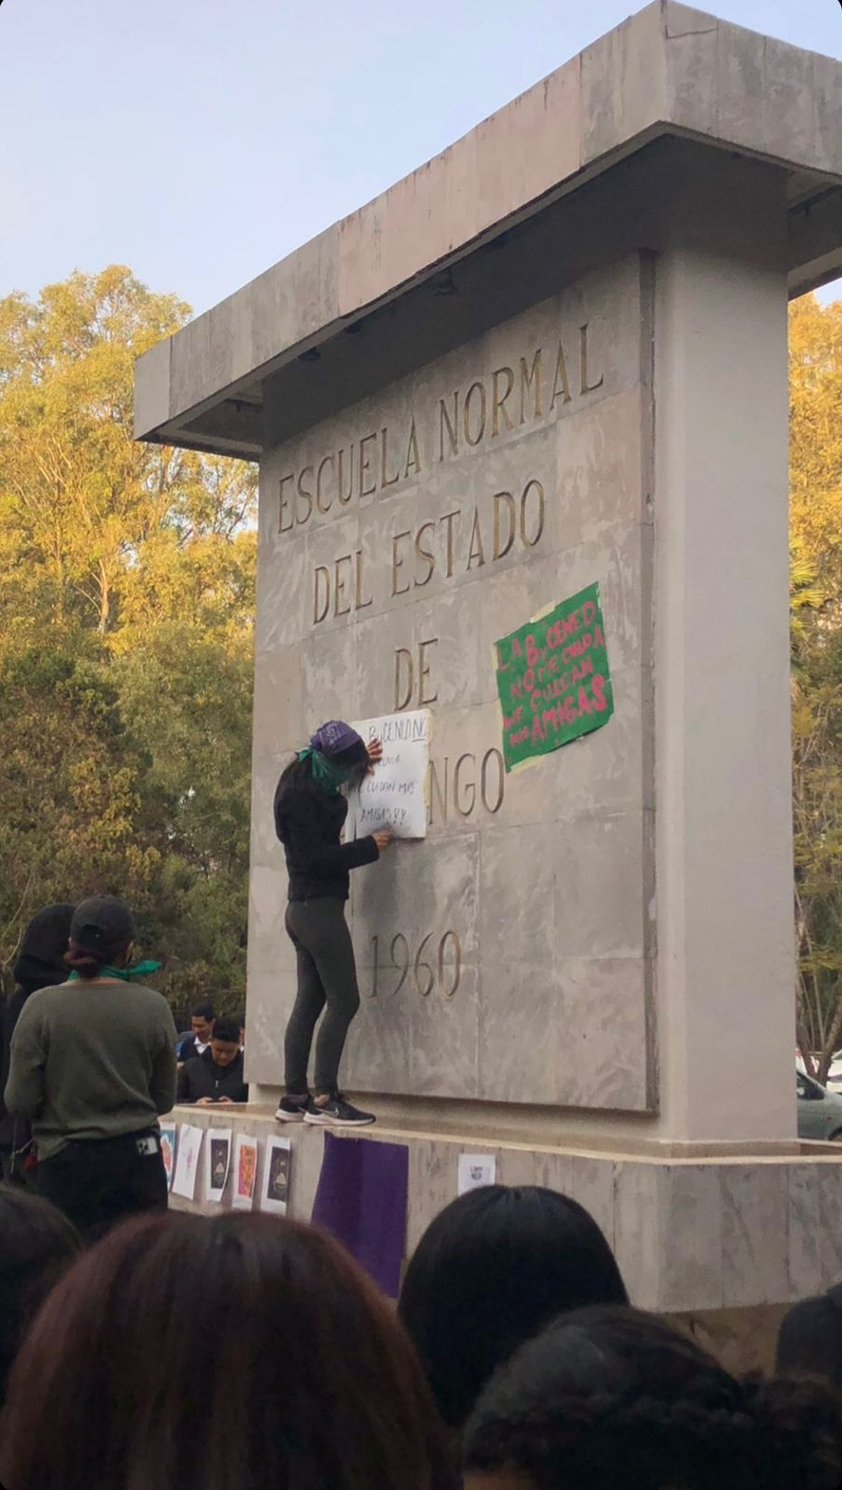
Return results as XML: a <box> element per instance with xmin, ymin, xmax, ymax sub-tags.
<box><xmin>298</xmin><ymin>748</ymin><xmax>351</xmax><ymax>797</ymax></box>
<box><xmin>67</xmin><ymin>961</ymin><xmax>161</xmax><ymax>984</ymax></box>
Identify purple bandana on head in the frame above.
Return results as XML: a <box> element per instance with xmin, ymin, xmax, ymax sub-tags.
<box><xmin>310</xmin><ymin>720</ymin><xmax>363</xmax><ymax>757</ymax></box>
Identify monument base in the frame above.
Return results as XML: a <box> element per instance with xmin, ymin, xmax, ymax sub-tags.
<box><xmin>168</xmin><ymin>1096</ymin><xmax>842</xmax><ymax>1370</ymax></box>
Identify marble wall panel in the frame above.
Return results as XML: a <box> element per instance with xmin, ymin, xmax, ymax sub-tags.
<box><xmin>614</xmin><ymin>1161</ymin><xmax>661</xmax><ymax>1309</ymax></box>
<box><xmin>786</xmin><ymin>1164</ymin><xmax>823</xmax><ymax>1299</ymax></box>
<box><xmin>247</xmin><ymin>866</ymin><xmax>293</xmax><ymax>980</ymax></box>
<box><xmin>558</xmin><ymin>386</ymin><xmax>652</xmax><ymax>548</ymax></box>
<box><xmin>719</xmin><ymin>1164</ymin><xmax>789</xmax><ymax>1308</ymax></box>
<box><xmin>244</xmin><ymin>967</ymin><xmax>290</xmax><ymax>1083</ymax></box>
<box><xmin>252</xmin><ymin>648</ymin><xmax>305</xmax><ymax>758</ymax></box>
<box><xmin>657</xmin><ymin>1166</ymin><xmax>724</xmax><ymax>1312</ymax></box>
<box><xmin>554</xmin><ymin>810</ymin><xmax>651</xmax><ymax>961</ymax></box>
<box><xmin>568</xmin><ymin>1155</ymin><xmax>617</xmax><ymax>1249</ymax></box>
<box><xmin>249</xmin><ymin>754</ymin><xmax>283</xmax><ymax>870</ymax></box>
<box><xmin>250</xmin><ymin>253</ymin><xmax>655</xmax><ymax>1108</ymax></box>
<box><xmin>815</xmin><ymin>1163</ymin><xmax>842</xmax><ymax>1285</ymax></box>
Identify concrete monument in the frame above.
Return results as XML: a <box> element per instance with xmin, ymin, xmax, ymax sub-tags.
<box><xmin>137</xmin><ymin>3</ymin><xmax>842</xmax><ymax>1348</ymax></box>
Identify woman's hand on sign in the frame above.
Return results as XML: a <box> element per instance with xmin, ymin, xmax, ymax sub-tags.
<box><xmin>373</xmin><ymin>830</ymin><xmax>393</xmax><ymax>853</ymax></box>
<box><xmin>366</xmin><ymin>738</ymin><xmax>383</xmax><ymax>773</ymax></box>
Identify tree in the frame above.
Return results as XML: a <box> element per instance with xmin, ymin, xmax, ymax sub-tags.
<box><xmin>790</xmin><ymin>294</ymin><xmax>842</xmax><ymax>1080</ymax></box>
<box><xmin>0</xmin><ymin>267</ymin><xmax>256</xmax><ymax>1010</ymax></box>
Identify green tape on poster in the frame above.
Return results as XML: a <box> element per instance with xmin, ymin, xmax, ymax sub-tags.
<box><xmin>495</xmin><ymin>582</ymin><xmax>614</xmax><ymax>772</ymax></box>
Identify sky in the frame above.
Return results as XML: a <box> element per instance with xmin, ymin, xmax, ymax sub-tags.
<box><xmin>1</xmin><ymin>0</ymin><xmax>840</xmax><ymax>318</ymax></box>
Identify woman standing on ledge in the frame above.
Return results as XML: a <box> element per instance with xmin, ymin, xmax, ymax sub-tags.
<box><xmin>274</xmin><ymin>721</ymin><xmax>391</xmax><ymax>1128</ymax></box>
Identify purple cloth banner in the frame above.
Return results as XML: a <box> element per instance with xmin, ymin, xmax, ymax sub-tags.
<box><xmin>311</xmin><ymin>1132</ymin><xmax>409</xmax><ymax>1299</ymax></box>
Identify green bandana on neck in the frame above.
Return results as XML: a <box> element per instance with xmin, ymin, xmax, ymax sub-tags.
<box><xmin>67</xmin><ymin>961</ymin><xmax>161</xmax><ymax>984</ymax></box>
<box><xmin>298</xmin><ymin>748</ymin><xmax>350</xmax><ymax>797</ymax></box>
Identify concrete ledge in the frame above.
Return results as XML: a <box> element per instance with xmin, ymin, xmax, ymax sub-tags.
<box><xmin>134</xmin><ymin>2</ymin><xmax>842</xmax><ymax>452</ymax></box>
<box><xmin>168</xmin><ymin>1104</ymin><xmax>842</xmax><ymax>1315</ymax></box>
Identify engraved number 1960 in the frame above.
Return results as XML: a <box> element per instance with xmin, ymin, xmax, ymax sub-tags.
<box><xmin>369</xmin><ymin>930</ymin><xmax>461</xmax><ymax>1001</ymax></box>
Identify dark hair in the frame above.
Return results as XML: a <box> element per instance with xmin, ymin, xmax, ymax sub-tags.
<box><xmin>12</xmin><ymin>904</ymin><xmax>75</xmax><ymax>995</ymax></box>
<box><xmin>65</xmin><ymin>895</ymin><xmax>134</xmax><ymax>979</ymax></box>
<box><xmin>463</xmin><ymin>1306</ymin><xmax>842</xmax><ymax>1490</ymax></box>
<box><xmin>0</xmin><ymin>1187</ymin><xmax>79</xmax><ymax>1404</ymax></box>
<box><xmin>211</xmin><ymin>1018</ymin><xmax>240</xmax><ymax>1044</ymax></box>
<box><xmin>0</xmin><ymin>1211</ymin><xmax>455</xmax><ymax>1490</ymax></box>
<box><xmin>191</xmin><ymin>1003</ymin><xmax>215</xmax><ymax>1021</ymax></box>
<box><xmin>777</xmin><ymin>1285</ymin><xmax>842</xmax><ymax>1390</ymax></box>
<box><xmin>398</xmin><ymin>1185</ymin><xmax>628</xmax><ymax>1429</ymax></box>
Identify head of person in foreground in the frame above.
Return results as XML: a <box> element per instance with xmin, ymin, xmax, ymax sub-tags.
<box><xmin>463</xmin><ymin>1305</ymin><xmax>842</xmax><ymax>1490</ymax></box>
<box><xmin>398</xmin><ymin>1184</ymin><xmax>628</xmax><ymax>1430</ymax></box>
<box><xmin>0</xmin><ymin>1186</ymin><xmax>79</xmax><ymax>1405</ymax></box>
<box><xmin>776</xmin><ymin>1283</ymin><xmax>842</xmax><ymax>1392</ymax></box>
<box><xmin>0</xmin><ymin>1210</ymin><xmax>455</xmax><ymax>1490</ymax></box>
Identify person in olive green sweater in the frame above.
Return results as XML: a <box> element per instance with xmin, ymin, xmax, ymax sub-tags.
<box><xmin>4</xmin><ymin>896</ymin><xmax>177</xmax><ymax>1241</ymax></box>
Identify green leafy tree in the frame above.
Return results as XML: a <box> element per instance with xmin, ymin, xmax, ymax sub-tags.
<box><xmin>0</xmin><ymin>267</ymin><xmax>256</xmax><ymax>1010</ymax></box>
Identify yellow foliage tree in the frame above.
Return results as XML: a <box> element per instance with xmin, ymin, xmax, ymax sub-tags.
<box><xmin>790</xmin><ymin>294</ymin><xmax>842</xmax><ymax>1079</ymax></box>
<box><xmin>0</xmin><ymin>268</ymin><xmax>257</xmax><ymax>1008</ymax></box>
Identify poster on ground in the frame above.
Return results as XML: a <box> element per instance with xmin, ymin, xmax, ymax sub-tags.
<box><xmin>204</xmin><ymin>1128</ymin><xmax>232</xmax><ymax>1204</ymax></box>
<box><xmin>495</xmin><ymin>583</ymin><xmax>613</xmax><ymax>772</ymax></box>
<box><xmin>347</xmin><ymin>709</ymin><xmax>430</xmax><ymax>840</ymax></box>
<box><xmin>232</xmin><ymin>1134</ymin><xmax>259</xmax><ymax>1211</ymax></box>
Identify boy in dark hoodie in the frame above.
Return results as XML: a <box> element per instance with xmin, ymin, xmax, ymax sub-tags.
<box><xmin>0</xmin><ymin>905</ymin><xmax>75</xmax><ymax>1181</ymax></box>
<box><xmin>176</xmin><ymin>1018</ymin><xmax>249</xmax><ymax>1105</ymax></box>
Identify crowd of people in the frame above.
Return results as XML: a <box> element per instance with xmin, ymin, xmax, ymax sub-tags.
<box><xmin>0</xmin><ymin>1179</ymin><xmax>840</xmax><ymax>1488</ymax></box>
<box><xmin>1</xmin><ymin>716</ymin><xmax>842</xmax><ymax>1486</ymax></box>
<box><xmin>0</xmin><ymin>896</ymin><xmax>251</xmax><ymax>1238</ymax></box>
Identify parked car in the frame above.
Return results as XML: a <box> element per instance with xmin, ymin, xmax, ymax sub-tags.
<box><xmin>797</xmin><ymin>1069</ymin><xmax>842</xmax><ymax>1140</ymax></box>
<box><xmin>825</xmin><ymin>1052</ymin><xmax>842</xmax><ymax>1093</ymax></box>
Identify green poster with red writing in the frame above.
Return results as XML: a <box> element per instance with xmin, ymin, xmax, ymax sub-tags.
<box><xmin>495</xmin><ymin>582</ymin><xmax>614</xmax><ymax>772</ymax></box>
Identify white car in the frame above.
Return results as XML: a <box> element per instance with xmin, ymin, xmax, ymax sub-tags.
<box><xmin>825</xmin><ymin>1052</ymin><xmax>842</xmax><ymax>1092</ymax></box>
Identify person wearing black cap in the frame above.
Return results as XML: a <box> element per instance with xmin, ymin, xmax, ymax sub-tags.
<box><xmin>274</xmin><ymin>720</ymin><xmax>391</xmax><ymax>1128</ymax></box>
<box><xmin>4</xmin><ymin>896</ymin><xmax>177</xmax><ymax>1240</ymax></box>
<box><xmin>0</xmin><ymin>903</ymin><xmax>75</xmax><ymax>1182</ymax></box>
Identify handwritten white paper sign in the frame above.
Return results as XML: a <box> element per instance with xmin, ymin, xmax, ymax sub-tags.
<box><xmin>347</xmin><ymin>710</ymin><xmax>430</xmax><ymax>840</ymax></box>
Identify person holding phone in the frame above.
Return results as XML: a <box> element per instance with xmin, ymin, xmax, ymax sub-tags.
<box><xmin>273</xmin><ymin>721</ymin><xmax>391</xmax><ymax>1128</ymax></box>
<box><xmin>176</xmin><ymin>1018</ymin><xmax>248</xmax><ymax>1105</ymax></box>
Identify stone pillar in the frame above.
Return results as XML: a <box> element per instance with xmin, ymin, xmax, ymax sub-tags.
<box><xmin>653</xmin><ymin>157</ymin><xmax>795</xmax><ymax>1141</ymax></box>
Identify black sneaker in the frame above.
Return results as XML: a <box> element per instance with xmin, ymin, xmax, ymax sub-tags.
<box><xmin>303</xmin><ymin>1093</ymin><xmax>376</xmax><ymax>1127</ymax></box>
<box><xmin>275</xmin><ymin>1095</ymin><xmax>309</xmax><ymax>1124</ymax></box>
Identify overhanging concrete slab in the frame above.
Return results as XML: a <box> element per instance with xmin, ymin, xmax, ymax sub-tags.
<box><xmin>135</xmin><ymin>0</ymin><xmax>842</xmax><ymax>459</ymax></box>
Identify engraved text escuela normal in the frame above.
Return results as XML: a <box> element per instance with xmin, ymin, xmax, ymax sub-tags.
<box><xmin>278</xmin><ymin>323</ymin><xmax>603</xmax><ymax>533</ymax></box>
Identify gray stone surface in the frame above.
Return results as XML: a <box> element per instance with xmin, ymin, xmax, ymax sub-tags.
<box><xmin>169</xmin><ymin>1109</ymin><xmax>842</xmax><ymax>1318</ymax></box>
<box><xmin>134</xmin><ymin>5</ymin><xmax>842</xmax><ymax>454</ymax></box>
<box><xmin>247</xmin><ymin>252</ymin><xmax>655</xmax><ymax>1109</ymax></box>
